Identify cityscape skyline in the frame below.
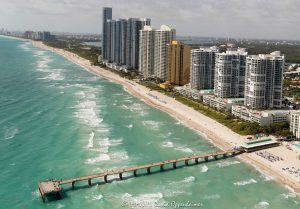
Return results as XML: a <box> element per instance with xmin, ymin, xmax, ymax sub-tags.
<box><xmin>1</xmin><ymin>0</ymin><xmax>300</xmax><ymax>40</ymax></box>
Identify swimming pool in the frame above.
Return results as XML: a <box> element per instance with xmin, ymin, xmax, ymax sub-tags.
<box><xmin>293</xmin><ymin>144</ymin><xmax>300</xmax><ymax>148</ymax></box>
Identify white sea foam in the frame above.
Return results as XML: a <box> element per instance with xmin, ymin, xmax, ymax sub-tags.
<box><xmin>97</xmin><ymin>128</ymin><xmax>110</xmax><ymax>133</ymax></box>
<box><xmin>163</xmin><ymin>177</ymin><xmax>195</xmax><ymax>197</ymax></box>
<box><xmin>122</xmin><ymin>104</ymin><xmax>130</xmax><ymax>110</ymax></box>
<box><xmin>123</xmin><ymin>99</ymin><xmax>133</xmax><ymax>103</ymax></box>
<box><xmin>127</xmin><ymin>124</ymin><xmax>133</xmax><ymax>128</ymax></box>
<box><xmin>162</xmin><ymin>141</ymin><xmax>174</xmax><ymax>148</ymax></box>
<box><xmin>234</xmin><ymin>178</ymin><xmax>257</xmax><ymax>186</ymax></box>
<box><xmin>174</xmin><ymin>146</ymin><xmax>193</xmax><ymax>153</ymax></box>
<box><xmin>57</xmin><ymin>203</ymin><xmax>65</xmax><ymax>209</ymax></box>
<box><xmin>161</xmin><ymin>141</ymin><xmax>193</xmax><ymax>153</ymax></box>
<box><xmin>75</xmin><ymin>107</ymin><xmax>103</xmax><ymax>127</ymax></box>
<box><xmin>91</xmin><ymin>194</ymin><xmax>103</xmax><ymax>200</ymax></box>
<box><xmin>260</xmin><ymin>173</ymin><xmax>275</xmax><ymax>182</ymax></box>
<box><xmin>34</xmin><ymin>50</ymin><xmax>46</xmax><ymax>56</ymax></box>
<box><xmin>86</xmin><ymin>154</ymin><xmax>110</xmax><ymax>164</ymax></box>
<box><xmin>164</xmin><ymin>190</ymin><xmax>187</xmax><ymax>197</ymax></box>
<box><xmin>201</xmin><ymin>165</ymin><xmax>208</xmax><ymax>173</ymax></box>
<box><xmin>75</xmin><ymin>91</ymin><xmax>86</xmax><ymax>98</ymax></box>
<box><xmin>39</xmin><ymin>72</ymin><xmax>65</xmax><ymax>81</ymax></box>
<box><xmin>253</xmin><ymin>201</ymin><xmax>269</xmax><ymax>209</ymax></box>
<box><xmin>217</xmin><ymin>160</ymin><xmax>240</xmax><ymax>168</ymax></box>
<box><xmin>110</xmin><ymin>151</ymin><xmax>129</xmax><ymax>160</ymax></box>
<box><xmin>19</xmin><ymin>42</ymin><xmax>31</xmax><ymax>51</ymax></box>
<box><xmin>3</xmin><ymin>125</ymin><xmax>19</xmax><ymax>140</ymax></box>
<box><xmin>183</xmin><ymin>176</ymin><xmax>196</xmax><ymax>183</ymax></box>
<box><xmin>280</xmin><ymin>192</ymin><xmax>296</xmax><ymax>199</ymax></box>
<box><xmin>31</xmin><ymin>190</ymin><xmax>40</xmax><ymax>199</ymax></box>
<box><xmin>109</xmin><ymin>139</ymin><xmax>123</xmax><ymax>146</ymax></box>
<box><xmin>129</xmin><ymin>103</ymin><xmax>146</xmax><ymax>112</ymax></box>
<box><xmin>87</xmin><ymin>132</ymin><xmax>95</xmax><ymax>148</ymax></box>
<box><xmin>99</xmin><ymin>137</ymin><xmax>111</xmax><ymax>147</ymax></box>
<box><xmin>36</xmin><ymin>57</ymin><xmax>52</xmax><ymax>69</ymax></box>
<box><xmin>142</xmin><ymin>120</ymin><xmax>161</xmax><ymax>130</ymax></box>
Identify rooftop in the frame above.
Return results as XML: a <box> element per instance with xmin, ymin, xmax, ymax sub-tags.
<box><xmin>248</xmin><ymin>51</ymin><xmax>284</xmax><ymax>60</ymax></box>
<box><xmin>233</xmin><ymin>105</ymin><xmax>290</xmax><ymax>116</ymax></box>
<box><xmin>241</xmin><ymin>138</ymin><xmax>279</xmax><ymax>149</ymax></box>
<box><xmin>217</xmin><ymin>47</ymin><xmax>248</xmax><ymax>56</ymax></box>
<box><xmin>192</xmin><ymin>46</ymin><xmax>219</xmax><ymax>53</ymax></box>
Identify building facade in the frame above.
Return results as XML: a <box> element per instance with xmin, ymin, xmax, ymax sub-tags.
<box><xmin>214</xmin><ymin>48</ymin><xmax>248</xmax><ymax>98</ymax></box>
<box><xmin>232</xmin><ymin>105</ymin><xmax>289</xmax><ymax>126</ymax></box>
<box><xmin>190</xmin><ymin>46</ymin><xmax>219</xmax><ymax>90</ymax></box>
<box><xmin>125</xmin><ymin>18</ymin><xmax>151</xmax><ymax>69</ymax></box>
<box><xmin>102</xmin><ymin>7</ymin><xmax>112</xmax><ymax>61</ymax></box>
<box><xmin>203</xmin><ymin>95</ymin><xmax>245</xmax><ymax>112</ymax></box>
<box><xmin>290</xmin><ymin>111</ymin><xmax>300</xmax><ymax>139</ymax></box>
<box><xmin>154</xmin><ymin>25</ymin><xmax>176</xmax><ymax>81</ymax></box>
<box><xmin>244</xmin><ymin>51</ymin><xmax>284</xmax><ymax>109</ymax></box>
<box><xmin>139</xmin><ymin>25</ymin><xmax>176</xmax><ymax>80</ymax></box>
<box><xmin>139</xmin><ymin>26</ymin><xmax>155</xmax><ymax>78</ymax></box>
<box><xmin>24</xmin><ymin>31</ymin><xmax>53</xmax><ymax>40</ymax></box>
<box><xmin>102</xmin><ymin>8</ymin><xmax>150</xmax><ymax>71</ymax></box>
<box><xmin>166</xmin><ymin>41</ymin><xmax>191</xmax><ymax>86</ymax></box>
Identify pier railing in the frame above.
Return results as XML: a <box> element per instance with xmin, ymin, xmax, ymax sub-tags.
<box><xmin>38</xmin><ymin>149</ymin><xmax>243</xmax><ymax>202</ymax></box>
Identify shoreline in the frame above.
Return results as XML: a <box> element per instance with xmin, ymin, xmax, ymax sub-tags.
<box><xmin>22</xmin><ymin>38</ymin><xmax>300</xmax><ymax>196</ymax></box>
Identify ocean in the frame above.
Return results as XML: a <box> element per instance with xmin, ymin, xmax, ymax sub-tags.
<box><xmin>0</xmin><ymin>36</ymin><xmax>299</xmax><ymax>209</ymax></box>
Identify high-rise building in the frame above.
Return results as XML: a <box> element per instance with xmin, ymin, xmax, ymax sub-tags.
<box><xmin>139</xmin><ymin>26</ymin><xmax>155</xmax><ymax>78</ymax></box>
<box><xmin>190</xmin><ymin>46</ymin><xmax>219</xmax><ymax>90</ymax></box>
<box><xmin>244</xmin><ymin>51</ymin><xmax>284</xmax><ymax>109</ymax></box>
<box><xmin>125</xmin><ymin>18</ymin><xmax>150</xmax><ymax>69</ymax></box>
<box><xmin>290</xmin><ymin>111</ymin><xmax>300</xmax><ymax>139</ymax></box>
<box><xmin>106</xmin><ymin>19</ymin><xmax>115</xmax><ymax>62</ymax></box>
<box><xmin>166</xmin><ymin>41</ymin><xmax>191</xmax><ymax>86</ymax></box>
<box><xmin>214</xmin><ymin>48</ymin><xmax>248</xmax><ymax>98</ymax></box>
<box><xmin>102</xmin><ymin>7</ymin><xmax>112</xmax><ymax>61</ymax></box>
<box><xmin>154</xmin><ymin>25</ymin><xmax>176</xmax><ymax>81</ymax></box>
<box><xmin>103</xmin><ymin>9</ymin><xmax>150</xmax><ymax>70</ymax></box>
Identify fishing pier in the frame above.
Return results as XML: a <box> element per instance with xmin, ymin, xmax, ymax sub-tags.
<box><xmin>38</xmin><ymin>149</ymin><xmax>242</xmax><ymax>202</ymax></box>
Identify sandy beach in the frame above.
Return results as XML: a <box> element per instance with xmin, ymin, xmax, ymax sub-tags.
<box><xmin>31</xmin><ymin>40</ymin><xmax>300</xmax><ymax>196</ymax></box>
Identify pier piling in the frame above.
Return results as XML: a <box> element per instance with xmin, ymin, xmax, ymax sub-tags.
<box><xmin>185</xmin><ymin>160</ymin><xmax>189</xmax><ymax>166</ymax></box>
<box><xmin>173</xmin><ymin>162</ymin><xmax>177</xmax><ymax>169</ymax></box>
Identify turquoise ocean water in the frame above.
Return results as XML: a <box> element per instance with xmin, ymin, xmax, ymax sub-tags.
<box><xmin>0</xmin><ymin>36</ymin><xmax>299</xmax><ymax>209</ymax></box>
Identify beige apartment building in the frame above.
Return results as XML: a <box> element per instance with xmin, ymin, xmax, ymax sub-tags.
<box><xmin>166</xmin><ymin>41</ymin><xmax>191</xmax><ymax>86</ymax></box>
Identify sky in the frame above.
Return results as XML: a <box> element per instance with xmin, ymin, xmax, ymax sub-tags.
<box><xmin>0</xmin><ymin>0</ymin><xmax>300</xmax><ymax>40</ymax></box>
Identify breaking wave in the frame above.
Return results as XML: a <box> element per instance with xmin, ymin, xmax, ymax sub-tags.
<box><xmin>234</xmin><ymin>178</ymin><xmax>257</xmax><ymax>186</ymax></box>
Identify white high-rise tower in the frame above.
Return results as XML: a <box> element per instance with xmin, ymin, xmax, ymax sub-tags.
<box><xmin>244</xmin><ymin>51</ymin><xmax>284</xmax><ymax>109</ymax></box>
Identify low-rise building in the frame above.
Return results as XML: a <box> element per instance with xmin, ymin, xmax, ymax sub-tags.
<box><xmin>232</xmin><ymin>105</ymin><xmax>290</xmax><ymax>126</ymax></box>
<box><xmin>241</xmin><ymin>138</ymin><xmax>280</xmax><ymax>152</ymax></box>
<box><xmin>174</xmin><ymin>85</ymin><xmax>214</xmax><ymax>100</ymax></box>
<box><xmin>203</xmin><ymin>95</ymin><xmax>244</xmax><ymax>112</ymax></box>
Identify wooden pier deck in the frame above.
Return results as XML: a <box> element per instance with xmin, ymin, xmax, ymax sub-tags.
<box><xmin>38</xmin><ymin>149</ymin><xmax>242</xmax><ymax>202</ymax></box>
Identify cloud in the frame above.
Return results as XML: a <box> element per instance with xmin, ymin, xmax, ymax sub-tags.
<box><xmin>0</xmin><ymin>0</ymin><xmax>299</xmax><ymax>40</ymax></box>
